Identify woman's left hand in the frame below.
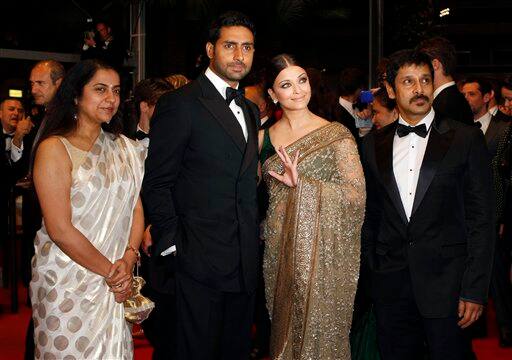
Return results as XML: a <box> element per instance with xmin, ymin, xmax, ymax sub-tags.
<box><xmin>268</xmin><ymin>146</ymin><xmax>299</xmax><ymax>188</ymax></box>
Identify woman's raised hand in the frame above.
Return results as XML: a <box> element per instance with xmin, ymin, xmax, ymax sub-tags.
<box><xmin>268</xmin><ymin>146</ymin><xmax>299</xmax><ymax>188</ymax></box>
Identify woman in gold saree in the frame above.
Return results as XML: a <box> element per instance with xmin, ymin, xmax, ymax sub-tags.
<box><xmin>30</xmin><ymin>60</ymin><xmax>145</xmax><ymax>359</ymax></box>
<box><xmin>259</xmin><ymin>54</ymin><xmax>366</xmax><ymax>359</ymax></box>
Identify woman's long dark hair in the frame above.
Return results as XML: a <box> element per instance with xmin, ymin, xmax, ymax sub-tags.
<box><xmin>31</xmin><ymin>59</ymin><xmax>123</xmax><ymax>171</ymax></box>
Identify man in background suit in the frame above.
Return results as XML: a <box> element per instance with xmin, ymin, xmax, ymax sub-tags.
<box><xmin>461</xmin><ymin>77</ymin><xmax>512</xmax><ymax>346</ymax></box>
<box><xmin>142</xmin><ymin>12</ymin><xmax>260</xmax><ymax>360</ymax></box>
<box><xmin>417</xmin><ymin>37</ymin><xmax>473</xmax><ymax>125</ymax></box>
<box><xmin>361</xmin><ymin>49</ymin><xmax>495</xmax><ymax>359</ymax></box>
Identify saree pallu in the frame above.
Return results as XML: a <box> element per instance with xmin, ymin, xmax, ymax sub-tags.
<box><xmin>262</xmin><ymin>122</ymin><xmax>366</xmax><ymax>359</ymax></box>
<box><xmin>30</xmin><ymin>131</ymin><xmax>146</xmax><ymax>360</ymax></box>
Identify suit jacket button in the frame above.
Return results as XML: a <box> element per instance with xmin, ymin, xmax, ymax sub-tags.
<box><xmin>409</xmin><ymin>241</ymin><xmax>414</xmax><ymax>246</ymax></box>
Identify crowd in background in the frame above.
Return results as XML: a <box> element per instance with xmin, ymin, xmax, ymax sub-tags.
<box><xmin>1</xmin><ymin>13</ymin><xmax>512</xmax><ymax>360</ymax></box>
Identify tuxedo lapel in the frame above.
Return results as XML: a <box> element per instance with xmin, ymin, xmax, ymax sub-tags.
<box><xmin>484</xmin><ymin>118</ymin><xmax>500</xmax><ymax>155</ymax></box>
<box><xmin>197</xmin><ymin>74</ymin><xmax>246</xmax><ymax>153</ymax></box>
<box><xmin>239</xmin><ymin>99</ymin><xmax>258</xmax><ymax>175</ymax></box>
<box><xmin>375</xmin><ymin>123</ymin><xmax>408</xmax><ymax>224</ymax></box>
<box><xmin>411</xmin><ymin>116</ymin><xmax>454</xmax><ymax>217</ymax></box>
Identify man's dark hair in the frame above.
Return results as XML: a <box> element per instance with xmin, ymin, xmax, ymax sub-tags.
<box><xmin>502</xmin><ymin>75</ymin><xmax>512</xmax><ymax>91</ymax></box>
<box><xmin>338</xmin><ymin>68</ymin><xmax>366</xmax><ymax>97</ymax></box>
<box><xmin>460</xmin><ymin>77</ymin><xmax>493</xmax><ymax>96</ymax></box>
<box><xmin>33</xmin><ymin>60</ymin><xmax>65</xmax><ymax>84</ymax></box>
<box><xmin>208</xmin><ymin>11</ymin><xmax>255</xmax><ymax>44</ymax></box>
<box><xmin>373</xmin><ymin>87</ymin><xmax>396</xmax><ymax>111</ymax></box>
<box><xmin>132</xmin><ymin>78</ymin><xmax>173</xmax><ymax>119</ymax></box>
<box><xmin>385</xmin><ymin>49</ymin><xmax>434</xmax><ymax>90</ymax></box>
<box><xmin>417</xmin><ymin>37</ymin><xmax>457</xmax><ymax>77</ymax></box>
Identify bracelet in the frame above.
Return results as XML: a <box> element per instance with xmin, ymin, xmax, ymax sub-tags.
<box><xmin>125</xmin><ymin>245</ymin><xmax>141</xmax><ymax>260</ymax></box>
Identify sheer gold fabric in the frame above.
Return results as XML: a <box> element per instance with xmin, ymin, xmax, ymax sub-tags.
<box><xmin>262</xmin><ymin>122</ymin><xmax>366</xmax><ymax>359</ymax></box>
<box><xmin>30</xmin><ymin>131</ymin><xmax>146</xmax><ymax>360</ymax></box>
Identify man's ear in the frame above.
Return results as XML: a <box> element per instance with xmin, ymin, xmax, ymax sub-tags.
<box><xmin>55</xmin><ymin>78</ymin><xmax>63</xmax><ymax>88</ymax></box>
<box><xmin>483</xmin><ymin>90</ymin><xmax>494</xmax><ymax>104</ymax></box>
<box><xmin>431</xmin><ymin>59</ymin><xmax>441</xmax><ymax>72</ymax></box>
<box><xmin>384</xmin><ymin>81</ymin><xmax>396</xmax><ymax>100</ymax></box>
<box><xmin>206</xmin><ymin>42</ymin><xmax>214</xmax><ymax>60</ymax></box>
<box><xmin>140</xmin><ymin>101</ymin><xmax>149</xmax><ymax>115</ymax></box>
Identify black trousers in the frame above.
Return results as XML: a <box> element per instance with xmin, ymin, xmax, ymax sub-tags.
<box><xmin>490</xmin><ymin>233</ymin><xmax>512</xmax><ymax>330</ymax></box>
<box><xmin>175</xmin><ymin>272</ymin><xmax>255</xmax><ymax>360</ymax></box>
<box><xmin>373</xmin><ymin>269</ymin><xmax>473</xmax><ymax>360</ymax></box>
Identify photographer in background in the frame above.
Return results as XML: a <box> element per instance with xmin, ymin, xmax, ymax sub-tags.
<box><xmin>335</xmin><ymin>67</ymin><xmax>373</xmax><ymax>142</ymax></box>
<box><xmin>80</xmin><ymin>20</ymin><xmax>125</xmax><ymax>70</ymax></box>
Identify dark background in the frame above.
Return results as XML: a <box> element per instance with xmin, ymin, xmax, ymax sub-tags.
<box><xmin>0</xmin><ymin>0</ymin><xmax>511</xmax><ymax>97</ymax></box>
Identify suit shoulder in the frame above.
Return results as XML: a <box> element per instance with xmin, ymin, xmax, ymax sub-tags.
<box><xmin>156</xmin><ymin>80</ymin><xmax>201</xmax><ymax>106</ymax></box>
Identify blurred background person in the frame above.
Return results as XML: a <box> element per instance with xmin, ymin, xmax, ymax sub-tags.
<box><xmin>371</xmin><ymin>87</ymin><xmax>398</xmax><ymax>130</ymax></box>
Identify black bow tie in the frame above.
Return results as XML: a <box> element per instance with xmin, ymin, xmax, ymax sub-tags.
<box><xmin>135</xmin><ymin>130</ymin><xmax>148</xmax><ymax>141</ymax></box>
<box><xmin>226</xmin><ymin>87</ymin><xmax>245</xmax><ymax>105</ymax></box>
<box><xmin>3</xmin><ymin>132</ymin><xmax>14</xmax><ymax>139</ymax></box>
<box><xmin>473</xmin><ymin>121</ymin><xmax>482</xmax><ymax>129</ymax></box>
<box><xmin>396</xmin><ymin>123</ymin><xmax>428</xmax><ymax>138</ymax></box>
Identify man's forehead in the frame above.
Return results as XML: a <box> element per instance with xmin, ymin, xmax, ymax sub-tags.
<box><xmin>30</xmin><ymin>66</ymin><xmax>51</xmax><ymax>80</ymax></box>
<box><xmin>3</xmin><ymin>99</ymin><xmax>23</xmax><ymax>107</ymax></box>
<box><xmin>218</xmin><ymin>26</ymin><xmax>254</xmax><ymax>42</ymax></box>
<box><xmin>398</xmin><ymin>63</ymin><xmax>431</xmax><ymax>75</ymax></box>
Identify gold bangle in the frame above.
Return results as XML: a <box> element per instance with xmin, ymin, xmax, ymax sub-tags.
<box><xmin>125</xmin><ymin>245</ymin><xmax>140</xmax><ymax>259</ymax></box>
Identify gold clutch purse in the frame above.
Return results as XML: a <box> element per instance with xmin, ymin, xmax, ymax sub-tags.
<box><xmin>124</xmin><ymin>275</ymin><xmax>155</xmax><ymax>324</ymax></box>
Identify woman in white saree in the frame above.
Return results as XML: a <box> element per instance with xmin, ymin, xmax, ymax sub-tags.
<box><xmin>30</xmin><ymin>59</ymin><xmax>145</xmax><ymax>359</ymax></box>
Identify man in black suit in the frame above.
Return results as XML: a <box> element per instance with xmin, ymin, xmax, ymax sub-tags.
<box><xmin>417</xmin><ymin>37</ymin><xmax>473</xmax><ymax>125</ymax></box>
<box><xmin>142</xmin><ymin>11</ymin><xmax>260</xmax><ymax>360</ymax></box>
<box><xmin>1</xmin><ymin>98</ymin><xmax>30</xmax><ymax>255</ymax></box>
<box><xmin>361</xmin><ymin>49</ymin><xmax>495</xmax><ymax>359</ymax></box>
<box><xmin>461</xmin><ymin>77</ymin><xmax>512</xmax><ymax>346</ymax></box>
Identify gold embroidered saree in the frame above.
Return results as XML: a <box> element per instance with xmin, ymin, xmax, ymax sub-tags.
<box><xmin>262</xmin><ymin>122</ymin><xmax>366</xmax><ymax>359</ymax></box>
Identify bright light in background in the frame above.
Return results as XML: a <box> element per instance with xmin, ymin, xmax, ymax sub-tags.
<box><xmin>9</xmin><ymin>89</ymin><xmax>23</xmax><ymax>98</ymax></box>
<box><xmin>439</xmin><ymin>8</ymin><xmax>450</xmax><ymax>17</ymax></box>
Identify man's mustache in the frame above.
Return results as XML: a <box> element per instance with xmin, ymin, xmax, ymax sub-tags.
<box><xmin>410</xmin><ymin>95</ymin><xmax>429</xmax><ymax>104</ymax></box>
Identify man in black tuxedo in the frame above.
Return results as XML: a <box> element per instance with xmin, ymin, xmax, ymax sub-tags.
<box><xmin>142</xmin><ymin>11</ymin><xmax>259</xmax><ymax>360</ymax></box>
<box><xmin>361</xmin><ymin>49</ymin><xmax>495</xmax><ymax>360</ymax></box>
<box><xmin>417</xmin><ymin>37</ymin><xmax>473</xmax><ymax>125</ymax></box>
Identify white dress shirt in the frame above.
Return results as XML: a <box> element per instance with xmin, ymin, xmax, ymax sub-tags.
<box><xmin>3</xmin><ymin>129</ymin><xmax>23</xmax><ymax>162</ymax></box>
<box><xmin>433</xmin><ymin>81</ymin><xmax>456</xmax><ymax>100</ymax></box>
<box><xmin>488</xmin><ymin>105</ymin><xmax>498</xmax><ymax>117</ymax></box>
<box><xmin>474</xmin><ymin>111</ymin><xmax>492</xmax><ymax>135</ymax></box>
<box><xmin>205</xmin><ymin>67</ymin><xmax>248</xmax><ymax>141</ymax></box>
<box><xmin>393</xmin><ymin>108</ymin><xmax>435</xmax><ymax>220</ymax></box>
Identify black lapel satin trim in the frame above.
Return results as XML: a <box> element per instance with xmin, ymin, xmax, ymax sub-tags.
<box><xmin>239</xmin><ymin>99</ymin><xmax>258</xmax><ymax>175</ymax></box>
<box><xmin>484</xmin><ymin>119</ymin><xmax>498</xmax><ymax>147</ymax></box>
<box><xmin>410</xmin><ymin>117</ymin><xmax>455</xmax><ymax>217</ymax></box>
<box><xmin>375</xmin><ymin>122</ymin><xmax>408</xmax><ymax>224</ymax></box>
<box><xmin>197</xmin><ymin>74</ymin><xmax>246</xmax><ymax>153</ymax></box>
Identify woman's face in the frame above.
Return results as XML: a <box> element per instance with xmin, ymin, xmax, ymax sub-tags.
<box><xmin>269</xmin><ymin>65</ymin><xmax>311</xmax><ymax>111</ymax></box>
<box><xmin>77</xmin><ymin>69</ymin><xmax>120</xmax><ymax>125</ymax></box>
<box><xmin>371</xmin><ymin>99</ymin><xmax>397</xmax><ymax>129</ymax></box>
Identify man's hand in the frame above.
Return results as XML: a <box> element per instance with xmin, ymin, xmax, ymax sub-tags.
<box><xmin>142</xmin><ymin>225</ymin><xmax>152</xmax><ymax>256</ymax></box>
<box><xmin>12</xmin><ymin>116</ymin><xmax>33</xmax><ymax>147</ymax></box>
<box><xmin>457</xmin><ymin>300</ymin><xmax>484</xmax><ymax>328</ymax></box>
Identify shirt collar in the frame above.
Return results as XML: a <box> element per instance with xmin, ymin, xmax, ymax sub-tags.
<box><xmin>338</xmin><ymin>96</ymin><xmax>357</xmax><ymax>118</ymax></box>
<box><xmin>433</xmin><ymin>81</ymin><xmax>456</xmax><ymax>99</ymax></box>
<box><xmin>475</xmin><ymin>111</ymin><xmax>491</xmax><ymax>125</ymax></box>
<box><xmin>488</xmin><ymin>105</ymin><xmax>498</xmax><ymax>116</ymax></box>
<box><xmin>205</xmin><ymin>67</ymin><xmax>239</xmax><ymax>100</ymax></box>
<box><xmin>398</xmin><ymin>107</ymin><xmax>435</xmax><ymax>130</ymax></box>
